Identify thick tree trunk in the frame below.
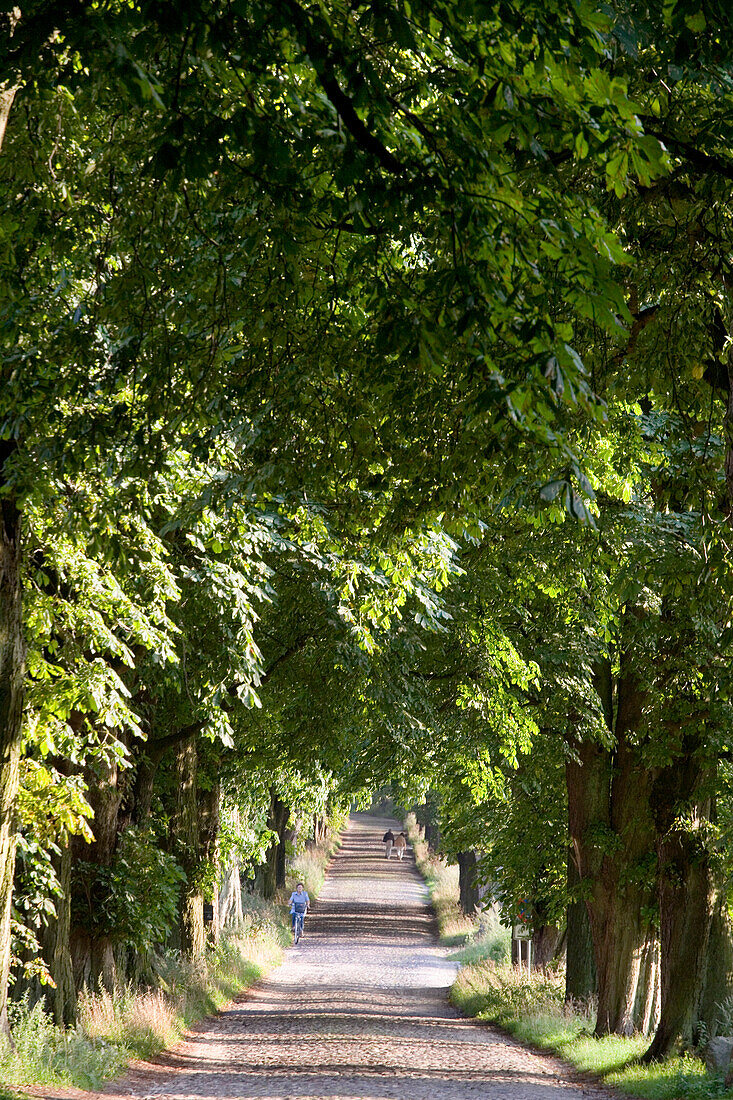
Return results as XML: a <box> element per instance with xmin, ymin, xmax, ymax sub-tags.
<box><xmin>43</xmin><ymin>845</ymin><xmax>76</xmax><ymax>1025</ymax></box>
<box><xmin>131</xmin><ymin>754</ymin><xmax>159</xmax><ymax>824</ymax></box>
<box><xmin>696</xmin><ymin>893</ymin><xmax>733</xmax><ymax>1040</ymax></box>
<box><xmin>592</xmin><ymin>735</ymin><xmax>655</xmax><ymax>1037</ymax></box>
<box><xmin>456</xmin><ymin>850</ymin><xmax>480</xmax><ymax>916</ymax></box>
<box><xmin>533</xmin><ymin>925</ymin><xmax>562</xmax><ymax>968</ymax></box>
<box><xmin>69</xmin><ymin>753</ymin><xmax>124</xmax><ymax>992</ymax></box>
<box><xmin>262</xmin><ymin>790</ymin><xmax>290</xmax><ymax>900</ymax></box>
<box><xmin>567</xmin><ymin>649</ymin><xmax>655</xmax><ymax>1037</ymax></box>
<box><xmin>172</xmin><ymin>737</ymin><xmax>205</xmax><ymax>958</ymax></box>
<box><xmin>644</xmin><ymin>797</ymin><xmax>714</xmax><ymax>1061</ymax></box>
<box><xmin>0</xmin><ymin>463</ymin><xmax>23</xmax><ymax>1036</ymax></box>
<box><xmin>565</xmin><ymin>850</ymin><xmax>597</xmax><ymax>1003</ymax></box>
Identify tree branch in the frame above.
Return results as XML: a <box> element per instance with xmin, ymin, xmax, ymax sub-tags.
<box><xmin>283</xmin><ymin>0</ymin><xmax>405</xmax><ymax>175</ymax></box>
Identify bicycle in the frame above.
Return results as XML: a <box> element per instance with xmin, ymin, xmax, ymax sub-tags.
<box><xmin>291</xmin><ymin>907</ymin><xmax>306</xmax><ymax>944</ymax></box>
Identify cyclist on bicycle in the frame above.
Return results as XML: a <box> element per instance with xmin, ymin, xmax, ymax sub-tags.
<box><xmin>288</xmin><ymin>882</ymin><xmax>310</xmax><ymax>939</ymax></box>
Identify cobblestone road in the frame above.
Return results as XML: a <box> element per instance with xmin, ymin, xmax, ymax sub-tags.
<box><xmin>49</xmin><ymin>813</ymin><xmax>614</xmax><ymax>1100</ymax></box>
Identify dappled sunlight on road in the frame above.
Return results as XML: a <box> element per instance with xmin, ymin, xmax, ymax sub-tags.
<box><xmin>90</xmin><ymin>814</ymin><xmax>610</xmax><ymax>1100</ymax></box>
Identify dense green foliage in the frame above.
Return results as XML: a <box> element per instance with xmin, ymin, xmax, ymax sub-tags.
<box><xmin>1</xmin><ymin>0</ymin><xmax>733</xmax><ymax>1075</ymax></box>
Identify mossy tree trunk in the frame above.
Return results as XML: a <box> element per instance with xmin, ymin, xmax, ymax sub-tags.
<box><xmin>172</xmin><ymin>736</ymin><xmax>205</xmax><ymax>959</ymax></box>
<box><xmin>0</xmin><ymin>453</ymin><xmax>24</xmax><ymax>1036</ymax></box>
<box><xmin>262</xmin><ymin>789</ymin><xmax>289</xmax><ymax>900</ymax></box>
<box><xmin>69</xmin><ymin>752</ymin><xmax>124</xmax><ymax>993</ymax></box>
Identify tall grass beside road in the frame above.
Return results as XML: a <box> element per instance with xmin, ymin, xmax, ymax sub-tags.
<box><xmin>0</xmin><ymin>834</ymin><xmax>338</xmax><ymax>1093</ymax></box>
<box><xmin>404</xmin><ymin>812</ymin><xmax>474</xmax><ymax>942</ymax></box>
<box><xmin>404</xmin><ymin>813</ymin><xmax>509</xmax><ymax>963</ymax></box>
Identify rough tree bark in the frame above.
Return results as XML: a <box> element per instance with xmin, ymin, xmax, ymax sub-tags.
<box><xmin>643</xmin><ymin>750</ymin><xmax>714</xmax><ymax>1061</ymax></box>
<box><xmin>69</xmin><ymin>752</ymin><xmax>125</xmax><ymax>992</ymax></box>
<box><xmin>565</xmin><ymin>850</ymin><xmax>597</xmax><ymax>1002</ymax></box>
<box><xmin>456</xmin><ymin>850</ymin><xmax>480</xmax><ymax>916</ymax></box>
<box><xmin>634</xmin><ymin>934</ymin><xmax>661</xmax><ymax>1038</ymax></box>
<box><xmin>42</xmin><ymin>845</ymin><xmax>76</xmax><ymax>1025</ymax></box>
<box><xmin>696</xmin><ymin>893</ymin><xmax>733</xmax><ymax>1039</ymax></box>
<box><xmin>0</xmin><ymin>445</ymin><xmax>23</xmax><ymax>1036</ymax></box>
<box><xmin>261</xmin><ymin>789</ymin><xmax>289</xmax><ymax>900</ymax></box>
<box><xmin>198</xmin><ymin>780</ymin><xmax>220</xmax><ymax>945</ymax></box>
<box><xmin>172</xmin><ymin>736</ymin><xmax>205</xmax><ymax>959</ymax></box>
<box><xmin>567</xmin><ymin>650</ymin><xmax>656</xmax><ymax>1036</ymax></box>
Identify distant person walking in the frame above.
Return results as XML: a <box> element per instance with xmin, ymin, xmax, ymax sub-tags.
<box><xmin>394</xmin><ymin>831</ymin><xmax>407</xmax><ymax>860</ymax></box>
<box><xmin>382</xmin><ymin>829</ymin><xmax>395</xmax><ymax>859</ymax></box>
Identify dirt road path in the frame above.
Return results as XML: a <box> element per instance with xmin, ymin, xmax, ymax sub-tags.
<box><xmin>81</xmin><ymin>813</ymin><xmax>611</xmax><ymax>1100</ymax></box>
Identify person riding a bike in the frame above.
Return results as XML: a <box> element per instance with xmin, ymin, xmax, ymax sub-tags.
<box><xmin>288</xmin><ymin>882</ymin><xmax>310</xmax><ymax>941</ymax></box>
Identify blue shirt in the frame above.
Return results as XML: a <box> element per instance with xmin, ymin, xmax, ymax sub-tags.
<box><xmin>289</xmin><ymin>890</ymin><xmax>310</xmax><ymax>911</ymax></box>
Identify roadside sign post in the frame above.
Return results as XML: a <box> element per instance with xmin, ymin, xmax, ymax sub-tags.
<box><xmin>513</xmin><ymin>921</ymin><xmax>532</xmax><ymax>976</ymax></box>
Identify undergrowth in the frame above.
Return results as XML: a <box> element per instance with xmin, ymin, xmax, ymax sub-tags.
<box><xmin>0</xmin><ymin>834</ymin><xmax>337</xmax><ymax>1092</ymax></box>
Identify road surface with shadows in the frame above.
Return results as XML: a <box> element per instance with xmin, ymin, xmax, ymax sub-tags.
<box><xmin>74</xmin><ymin>813</ymin><xmax>611</xmax><ymax>1100</ymax></box>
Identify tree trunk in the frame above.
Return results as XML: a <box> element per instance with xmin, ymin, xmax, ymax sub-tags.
<box><xmin>172</xmin><ymin>737</ymin><xmax>205</xmax><ymax>958</ymax></box>
<box><xmin>567</xmin><ymin>647</ymin><xmax>655</xmax><ymax>1037</ymax></box>
<box><xmin>634</xmin><ymin>935</ymin><xmax>660</xmax><ymax>1038</ymax></box>
<box><xmin>644</xmin><ymin>794</ymin><xmax>714</xmax><ymax>1061</ymax></box>
<box><xmin>199</xmin><ymin>781</ymin><xmax>220</xmax><ymax>945</ymax></box>
<box><xmin>313</xmin><ymin>813</ymin><xmax>328</xmax><ymax>845</ymax></box>
<box><xmin>533</xmin><ymin>925</ymin><xmax>562</xmax><ymax>968</ymax></box>
<box><xmin>0</xmin><ymin>84</ymin><xmax>17</xmax><ymax>156</ymax></box>
<box><xmin>43</xmin><ymin>845</ymin><xmax>76</xmax><ymax>1025</ymax></box>
<box><xmin>0</xmin><ymin>459</ymin><xmax>23</xmax><ymax>1036</ymax></box>
<box><xmin>262</xmin><ymin>790</ymin><xmax>290</xmax><ymax>900</ymax></box>
<box><xmin>565</xmin><ymin>849</ymin><xmax>597</xmax><ymax>1003</ymax></box>
<box><xmin>456</xmin><ymin>850</ymin><xmax>480</xmax><ymax>916</ymax></box>
<box><xmin>695</xmin><ymin>893</ymin><xmax>733</xmax><ymax>1041</ymax></box>
<box><xmin>592</xmin><ymin>732</ymin><xmax>655</xmax><ymax>1037</ymax></box>
<box><xmin>131</xmin><ymin>753</ymin><xmax>159</xmax><ymax>824</ymax></box>
<box><xmin>68</xmin><ymin>747</ymin><xmax>126</xmax><ymax>992</ymax></box>
<box><xmin>218</xmin><ymin>859</ymin><xmax>243</xmax><ymax>929</ymax></box>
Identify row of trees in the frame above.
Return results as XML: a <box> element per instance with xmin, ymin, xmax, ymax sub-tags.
<box><xmin>401</xmin><ymin>8</ymin><xmax>733</xmax><ymax>1057</ymax></box>
<box><xmin>1</xmin><ymin>0</ymin><xmax>732</xmax><ymax>1064</ymax></box>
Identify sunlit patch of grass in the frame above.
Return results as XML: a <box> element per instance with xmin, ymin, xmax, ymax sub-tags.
<box><xmin>608</xmin><ymin>1055</ymin><xmax>732</xmax><ymax>1099</ymax></box>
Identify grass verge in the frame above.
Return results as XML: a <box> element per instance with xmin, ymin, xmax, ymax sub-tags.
<box><xmin>2</xmin><ymin>834</ymin><xmax>338</xmax><ymax>1094</ymax></box>
<box><xmin>404</xmin><ymin>813</ymin><xmax>509</xmax><ymax>963</ymax></box>
<box><xmin>451</xmin><ymin>962</ymin><xmax>733</xmax><ymax>1100</ymax></box>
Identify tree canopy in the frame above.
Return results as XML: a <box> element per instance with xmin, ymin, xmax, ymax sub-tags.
<box><xmin>1</xmin><ymin>0</ymin><xmax>733</xmax><ymax>1064</ymax></box>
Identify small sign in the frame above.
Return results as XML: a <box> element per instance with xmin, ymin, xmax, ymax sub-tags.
<box><xmin>513</xmin><ymin>923</ymin><xmax>531</xmax><ymax>940</ymax></box>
